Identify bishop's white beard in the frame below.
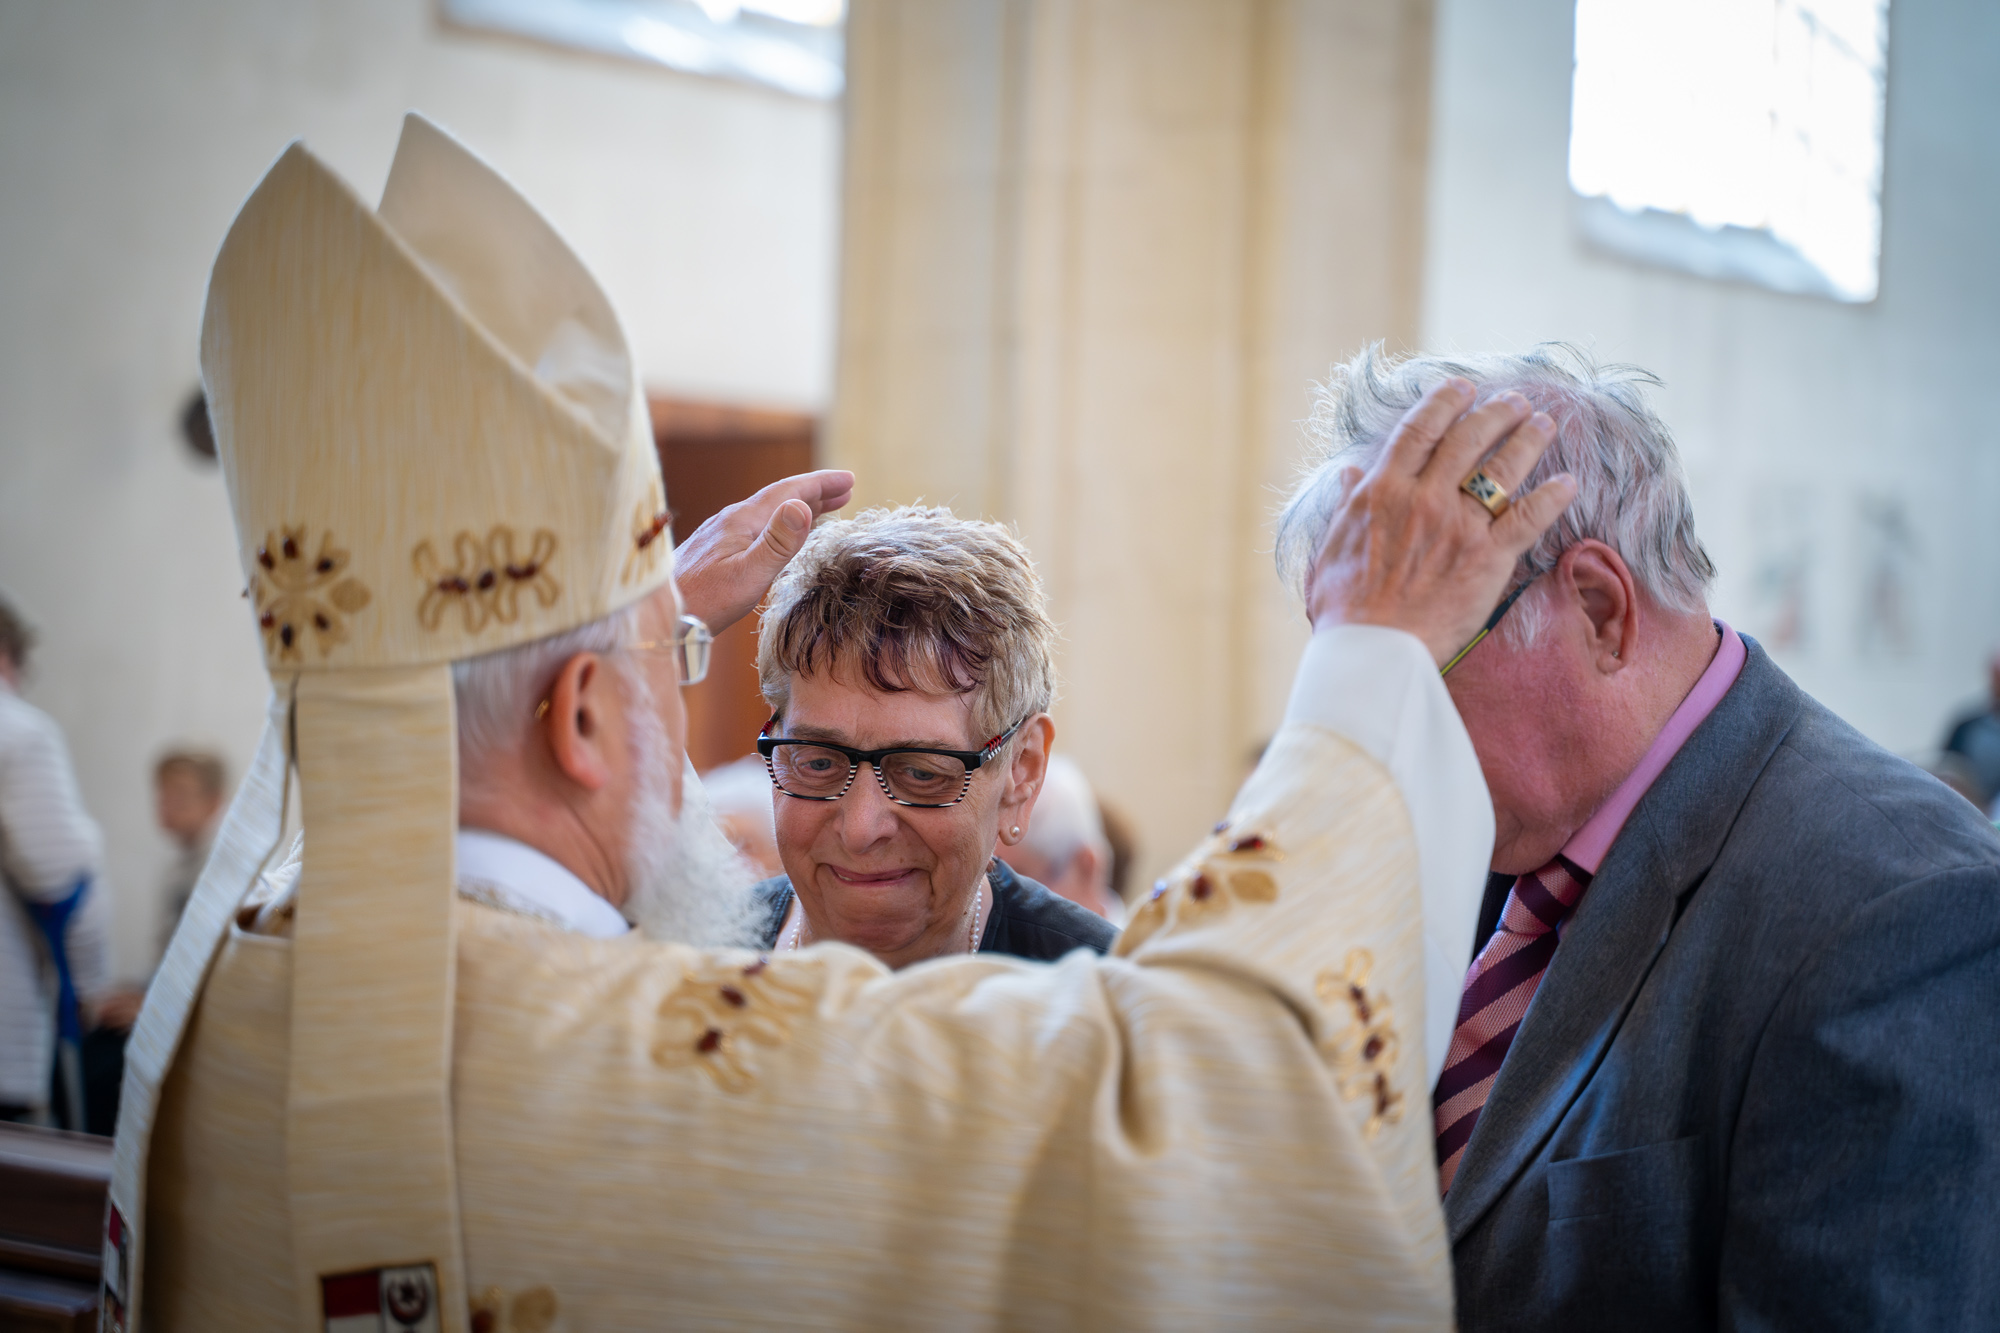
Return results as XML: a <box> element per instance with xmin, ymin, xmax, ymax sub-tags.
<box><xmin>619</xmin><ymin>669</ymin><xmax>764</xmax><ymax>948</ymax></box>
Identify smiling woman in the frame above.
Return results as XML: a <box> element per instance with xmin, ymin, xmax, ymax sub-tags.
<box><xmin>747</xmin><ymin>506</ymin><xmax>1116</xmax><ymax>968</ymax></box>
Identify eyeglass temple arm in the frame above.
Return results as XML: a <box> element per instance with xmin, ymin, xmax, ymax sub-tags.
<box><xmin>1439</xmin><ymin>574</ymin><xmax>1540</xmax><ymax>677</ymax></box>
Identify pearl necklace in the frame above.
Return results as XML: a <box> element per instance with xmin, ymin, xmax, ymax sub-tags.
<box><xmin>788</xmin><ymin>881</ymin><xmax>986</xmax><ymax>955</ymax></box>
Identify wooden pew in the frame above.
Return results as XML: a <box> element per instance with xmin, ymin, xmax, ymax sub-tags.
<box><xmin>0</xmin><ymin>1121</ymin><xmax>108</xmax><ymax>1332</ymax></box>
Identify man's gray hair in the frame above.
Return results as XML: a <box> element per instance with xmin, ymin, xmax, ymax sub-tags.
<box><xmin>1275</xmin><ymin>343</ymin><xmax>1716</xmax><ymax>644</ymax></box>
<box><xmin>453</xmin><ymin>603</ymin><xmax>643</xmax><ymax>776</ymax></box>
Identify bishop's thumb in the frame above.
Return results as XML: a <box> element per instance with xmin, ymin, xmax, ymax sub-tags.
<box><xmin>759</xmin><ymin>498</ymin><xmax>814</xmax><ymax>563</ymax></box>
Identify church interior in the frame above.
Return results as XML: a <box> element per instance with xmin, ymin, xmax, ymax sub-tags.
<box><xmin>3</xmin><ymin>0</ymin><xmax>1997</xmax><ymax>1323</ymax></box>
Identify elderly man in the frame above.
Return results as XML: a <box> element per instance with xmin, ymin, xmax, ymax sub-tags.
<box><xmin>112</xmin><ymin>116</ymin><xmax>1572</xmax><ymax>1330</ymax></box>
<box><xmin>1279</xmin><ymin>345</ymin><xmax>2000</xmax><ymax>1331</ymax></box>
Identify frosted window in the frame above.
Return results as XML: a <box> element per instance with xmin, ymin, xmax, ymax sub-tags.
<box><xmin>1568</xmin><ymin>0</ymin><xmax>1889</xmax><ymax>302</ymax></box>
<box><xmin>444</xmin><ymin>0</ymin><xmax>845</xmax><ymax>101</ymax></box>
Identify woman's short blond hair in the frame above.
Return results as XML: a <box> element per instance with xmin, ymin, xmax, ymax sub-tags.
<box><xmin>756</xmin><ymin>506</ymin><xmax>1058</xmax><ymax>741</ymax></box>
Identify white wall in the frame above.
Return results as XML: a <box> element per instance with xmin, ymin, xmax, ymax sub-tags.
<box><xmin>0</xmin><ymin>0</ymin><xmax>839</xmax><ymax>978</ymax></box>
<box><xmin>1424</xmin><ymin>0</ymin><xmax>2000</xmax><ymax>756</ymax></box>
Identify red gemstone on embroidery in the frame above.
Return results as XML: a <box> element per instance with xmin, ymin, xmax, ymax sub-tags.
<box><xmin>743</xmin><ymin>957</ymin><xmax>769</xmax><ymax>976</ymax></box>
<box><xmin>279</xmin><ymin>624</ymin><xmax>295</xmax><ymax>648</ymax></box>
<box><xmin>313</xmin><ymin>613</ymin><xmax>330</xmax><ymax>631</ymax></box>
<box><xmin>1375</xmin><ymin>1072</ymin><xmax>1392</xmax><ymax>1113</ymax></box>
<box><xmin>1350</xmin><ymin>984</ymin><xmax>1372</xmax><ymax>1023</ymax></box>
<box><xmin>316</xmin><ymin>557</ymin><xmax>334</xmax><ymax>573</ymax></box>
<box><xmin>476</xmin><ymin>569</ymin><xmax>496</xmax><ymax>591</ymax></box>
<box><xmin>1229</xmin><ymin>835</ymin><xmax>1267</xmax><ymax>854</ymax></box>
<box><xmin>696</xmin><ymin>1027</ymin><xmax>723</xmax><ymax>1053</ymax></box>
<box><xmin>506</xmin><ymin>564</ymin><xmax>535</xmax><ymax>580</ymax></box>
<box><xmin>1364</xmin><ymin>1034</ymin><xmax>1384</xmax><ymax>1061</ymax></box>
<box><xmin>259</xmin><ymin>613</ymin><xmax>275</xmax><ymax>629</ymax></box>
<box><xmin>719</xmin><ymin>986</ymin><xmax>746</xmax><ymax>1008</ymax></box>
<box><xmin>257</xmin><ymin>547</ymin><xmax>274</xmax><ymax>570</ymax></box>
<box><xmin>442</xmin><ymin>576</ymin><xmax>470</xmax><ymax>594</ymax></box>
<box><xmin>1190</xmin><ymin>874</ymin><xmax>1213</xmax><ymax>900</ymax></box>
<box><xmin>281</xmin><ymin>536</ymin><xmax>298</xmax><ymax>559</ymax></box>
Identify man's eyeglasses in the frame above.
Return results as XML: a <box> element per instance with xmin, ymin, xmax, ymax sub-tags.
<box><xmin>1440</xmin><ymin>573</ymin><xmax>1542</xmax><ymax>676</ymax></box>
<box><xmin>625</xmin><ymin>614</ymin><xmax>715</xmax><ymax>687</ymax></box>
<box><xmin>756</xmin><ymin>716</ymin><xmax>1025</xmax><ymax>809</ymax></box>
<box><xmin>532</xmin><ymin>615</ymin><xmax>714</xmax><ymax>719</ymax></box>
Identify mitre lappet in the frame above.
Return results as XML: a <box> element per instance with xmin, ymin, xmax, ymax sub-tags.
<box><xmin>108</xmin><ymin>113</ymin><xmax>674</xmax><ymax>1331</ymax></box>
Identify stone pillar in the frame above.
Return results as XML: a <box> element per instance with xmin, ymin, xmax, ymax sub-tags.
<box><xmin>830</xmin><ymin>0</ymin><xmax>1433</xmax><ymax>892</ymax></box>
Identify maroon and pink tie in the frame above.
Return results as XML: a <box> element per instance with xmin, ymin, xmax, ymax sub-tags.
<box><xmin>1432</xmin><ymin>856</ymin><xmax>1592</xmax><ymax>1195</ymax></box>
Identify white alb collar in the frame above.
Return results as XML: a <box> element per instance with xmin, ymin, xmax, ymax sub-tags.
<box><xmin>455</xmin><ymin>828</ymin><xmax>630</xmax><ymax>939</ymax></box>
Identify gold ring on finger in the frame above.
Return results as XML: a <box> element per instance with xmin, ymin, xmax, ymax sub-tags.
<box><xmin>1460</xmin><ymin>468</ymin><xmax>1510</xmax><ymax>518</ymax></box>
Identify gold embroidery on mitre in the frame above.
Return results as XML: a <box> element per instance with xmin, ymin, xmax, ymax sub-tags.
<box><xmin>622</xmin><ymin>481</ymin><xmax>671</xmax><ymax>585</ymax></box>
<box><xmin>470</xmin><ymin>1284</ymin><xmax>558</xmax><ymax>1333</ymax></box>
<box><xmin>251</xmin><ymin>526</ymin><xmax>372</xmax><ymax>661</ymax></box>
<box><xmin>414</xmin><ymin>527</ymin><xmax>560</xmax><ymax>634</ymax></box>
<box><xmin>1315</xmin><ymin>948</ymin><xmax>1403</xmax><ymax>1139</ymax></box>
<box><xmin>652</xmin><ymin>955</ymin><xmax>816</xmax><ymax>1092</ymax></box>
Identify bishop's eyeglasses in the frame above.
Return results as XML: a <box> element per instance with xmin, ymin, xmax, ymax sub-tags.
<box><xmin>757</xmin><ymin>717</ymin><xmax>1025</xmax><ymax>809</ymax></box>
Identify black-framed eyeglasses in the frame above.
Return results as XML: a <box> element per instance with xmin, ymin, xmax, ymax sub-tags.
<box><xmin>623</xmin><ymin>614</ymin><xmax>714</xmax><ymax>688</ymax></box>
<box><xmin>756</xmin><ymin>715</ymin><xmax>1026</xmax><ymax>808</ymax></box>
<box><xmin>1440</xmin><ymin>573</ymin><xmax>1542</xmax><ymax>676</ymax></box>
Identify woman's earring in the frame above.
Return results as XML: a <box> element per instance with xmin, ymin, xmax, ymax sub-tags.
<box><xmin>1010</xmin><ymin>826</ymin><xmax>1022</xmax><ymax>841</ymax></box>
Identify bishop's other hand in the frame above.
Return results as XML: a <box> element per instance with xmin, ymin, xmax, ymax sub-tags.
<box><xmin>674</xmin><ymin>469</ymin><xmax>856</xmax><ymax>634</ymax></box>
<box><xmin>1304</xmin><ymin>379</ymin><xmax>1576</xmax><ymax>667</ymax></box>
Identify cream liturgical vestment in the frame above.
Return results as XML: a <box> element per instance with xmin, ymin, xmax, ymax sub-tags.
<box><xmin>110</xmin><ymin>115</ymin><xmax>1492</xmax><ymax>1332</ymax></box>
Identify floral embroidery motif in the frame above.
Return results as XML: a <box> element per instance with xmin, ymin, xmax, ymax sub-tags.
<box><xmin>652</xmin><ymin>955</ymin><xmax>816</xmax><ymax>1092</ymax></box>
<box><xmin>1316</xmin><ymin>948</ymin><xmax>1403</xmax><ymax>1139</ymax></box>
<box><xmin>251</xmin><ymin>526</ymin><xmax>372</xmax><ymax>660</ymax></box>
<box><xmin>621</xmin><ymin>481</ymin><xmax>671</xmax><ymax>585</ymax></box>
<box><xmin>413</xmin><ymin>527</ymin><xmax>560</xmax><ymax>633</ymax></box>
<box><xmin>469</xmin><ymin>1284</ymin><xmax>557</xmax><ymax>1333</ymax></box>
<box><xmin>1113</xmin><ymin>821</ymin><xmax>1283</xmax><ymax>955</ymax></box>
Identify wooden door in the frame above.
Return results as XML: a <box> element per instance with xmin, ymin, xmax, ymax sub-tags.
<box><xmin>650</xmin><ymin>397</ymin><xmax>817</xmax><ymax>773</ymax></box>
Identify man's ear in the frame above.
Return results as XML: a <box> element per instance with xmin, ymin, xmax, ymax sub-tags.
<box><xmin>995</xmin><ymin>714</ymin><xmax>1055</xmax><ymax>843</ymax></box>
<box><xmin>1562</xmin><ymin>540</ymin><xmax>1638</xmax><ymax>673</ymax></box>
<box><xmin>542</xmin><ymin>651</ymin><xmax>618</xmax><ymax>792</ymax></box>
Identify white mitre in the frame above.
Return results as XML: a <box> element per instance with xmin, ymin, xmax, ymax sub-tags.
<box><xmin>107</xmin><ymin>114</ymin><xmax>672</xmax><ymax>1332</ymax></box>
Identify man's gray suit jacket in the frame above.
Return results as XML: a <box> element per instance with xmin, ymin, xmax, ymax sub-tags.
<box><xmin>1449</xmin><ymin>637</ymin><xmax>2000</xmax><ymax>1331</ymax></box>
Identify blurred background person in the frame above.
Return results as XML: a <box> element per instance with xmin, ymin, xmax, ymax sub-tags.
<box><xmin>1942</xmin><ymin>647</ymin><xmax>2000</xmax><ymax>811</ymax></box>
<box><xmin>0</xmin><ymin>591</ymin><xmax>113</xmax><ymax>1129</ymax></box>
<box><xmin>996</xmin><ymin>753</ymin><xmax>1123</xmax><ymax>923</ymax></box>
<box><xmin>699</xmin><ymin>754</ymin><xmax>783</xmax><ymax>879</ymax></box>
<box><xmin>150</xmin><ymin>748</ymin><xmax>227</xmax><ymax>961</ymax></box>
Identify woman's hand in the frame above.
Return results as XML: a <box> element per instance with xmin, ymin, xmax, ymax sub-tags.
<box><xmin>1305</xmin><ymin>380</ymin><xmax>1575</xmax><ymax>666</ymax></box>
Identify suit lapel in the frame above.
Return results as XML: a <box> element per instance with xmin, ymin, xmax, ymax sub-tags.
<box><xmin>1443</xmin><ymin>638</ymin><xmax>1803</xmax><ymax>1243</ymax></box>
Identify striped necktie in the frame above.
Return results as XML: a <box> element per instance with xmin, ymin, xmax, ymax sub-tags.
<box><xmin>1432</xmin><ymin>856</ymin><xmax>1592</xmax><ymax>1195</ymax></box>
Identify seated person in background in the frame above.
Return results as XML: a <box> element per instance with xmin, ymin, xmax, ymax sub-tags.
<box><xmin>151</xmin><ymin>748</ymin><xmax>226</xmax><ymax>961</ymax></box>
<box><xmin>698</xmin><ymin>754</ymin><xmax>784</xmax><ymax>879</ymax></box>
<box><xmin>996</xmin><ymin>754</ymin><xmax>1124</xmax><ymax>923</ymax></box>
<box><xmin>750</xmin><ymin>506</ymin><xmax>1116</xmax><ymax>965</ymax></box>
<box><xmin>1942</xmin><ymin>646</ymin><xmax>2000</xmax><ymax>810</ymax></box>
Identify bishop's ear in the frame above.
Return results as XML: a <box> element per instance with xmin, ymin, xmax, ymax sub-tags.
<box><xmin>1563</xmin><ymin>540</ymin><xmax>1638</xmax><ymax>672</ymax></box>
<box><xmin>995</xmin><ymin>715</ymin><xmax>1056</xmax><ymax>840</ymax></box>
<box><xmin>542</xmin><ymin>651</ymin><xmax>618</xmax><ymax>792</ymax></box>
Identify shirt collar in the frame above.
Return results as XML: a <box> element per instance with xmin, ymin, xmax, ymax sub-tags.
<box><xmin>1559</xmin><ymin>620</ymin><xmax>1747</xmax><ymax>875</ymax></box>
<box><xmin>455</xmin><ymin>828</ymin><xmax>631</xmax><ymax>938</ymax></box>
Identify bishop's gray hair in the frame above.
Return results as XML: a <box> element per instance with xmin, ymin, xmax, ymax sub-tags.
<box><xmin>1275</xmin><ymin>343</ymin><xmax>1715</xmax><ymax>645</ymax></box>
<box><xmin>452</xmin><ymin>602</ymin><xmax>643</xmax><ymax>778</ymax></box>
